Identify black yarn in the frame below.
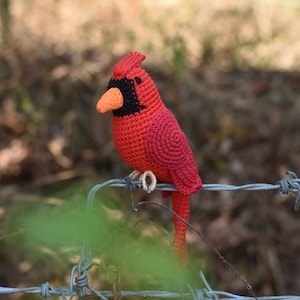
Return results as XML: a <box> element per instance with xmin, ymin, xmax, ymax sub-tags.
<box><xmin>108</xmin><ymin>78</ymin><xmax>146</xmax><ymax>117</ymax></box>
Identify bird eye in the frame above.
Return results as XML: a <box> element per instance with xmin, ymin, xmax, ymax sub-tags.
<box><xmin>135</xmin><ymin>77</ymin><xmax>142</xmax><ymax>84</ymax></box>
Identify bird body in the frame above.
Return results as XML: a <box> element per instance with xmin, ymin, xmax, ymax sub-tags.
<box><xmin>111</xmin><ymin>96</ymin><xmax>168</xmax><ymax>181</ymax></box>
<box><xmin>97</xmin><ymin>52</ymin><xmax>202</xmax><ymax>265</ymax></box>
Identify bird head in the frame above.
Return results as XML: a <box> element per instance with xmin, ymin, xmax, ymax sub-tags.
<box><xmin>96</xmin><ymin>52</ymin><xmax>165</xmax><ymax>117</ymax></box>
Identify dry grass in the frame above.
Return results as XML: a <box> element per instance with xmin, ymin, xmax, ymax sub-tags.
<box><xmin>6</xmin><ymin>0</ymin><xmax>300</xmax><ymax>70</ymax></box>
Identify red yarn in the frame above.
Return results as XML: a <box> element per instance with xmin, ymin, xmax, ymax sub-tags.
<box><xmin>172</xmin><ymin>192</ymin><xmax>190</xmax><ymax>266</ymax></box>
<box><xmin>98</xmin><ymin>52</ymin><xmax>202</xmax><ymax>266</ymax></box>
<box><xmin>145</xmin><ymin>109</ymin><xmax>201</xmax><ymax>195</ymax></box>
<box><xmin>113</xmin><ymin>52</ymin><xmax>146</xmax><ymax>78</ymax></box>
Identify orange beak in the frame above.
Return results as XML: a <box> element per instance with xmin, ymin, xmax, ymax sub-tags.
<box><xmin>96</xmin><ymin>87</ymin><xmax>123</xmax><ymax>113</ymax></box>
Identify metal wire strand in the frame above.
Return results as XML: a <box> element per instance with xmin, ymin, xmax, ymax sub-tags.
<box><xmin>87</xmin><ymin>171</ymin><xmax>300</xmax><ymax>211</ymax></box>
<box><xmin>276</xmin><ymin>171</ymin><xmax>300</xmax><ymax>210</ymax></box>
<box><xmin>1</xmin><ymin>171</ymin><xmax>299</xmax><ymax>299</ymax></box>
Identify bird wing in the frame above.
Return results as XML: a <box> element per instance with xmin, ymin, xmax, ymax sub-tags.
<box><xmin>145</xmin><ymin>109</ymin><xmax>201</xmax><ymax>195</ymax></box>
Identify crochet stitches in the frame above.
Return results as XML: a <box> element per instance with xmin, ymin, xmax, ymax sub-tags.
<box><xmin>172</xmin><ymin>192</ymin><xmax>190</xmax><ymax>265</ymax></box>
<box><xmin>96</xmin><ymin>51</ymin><xmax>202</xmax><ymax>266</ymax></box>
<box><xmin>113</xmin><ymin>52</ymin><xmax>146</xmax><ymax>78</ymax></box>
<box><xmin>108</xmin><ymin>78</ymin><xmax>146</xmax><ymax>117</ymax></box>
<box><xmin>145</xmin><ymin>109</ymin><xmax>200</xmax><ymax>196</ymax></box>
<box><xmin>96</xmin><ymin>87</ymin><xmax>123</xmax><ymax>113</ymax></box>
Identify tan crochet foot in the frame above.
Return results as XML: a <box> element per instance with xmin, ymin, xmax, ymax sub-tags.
<box><xmin>128</xmin><ymin>170</ymin><xmax>142</xmax><ymax>179</ymax></box>
<box><xmin>128</xmin><ymin>170</ymin><xmax>157</xmax><ymax>193</ymax></box>
<box><xmin>139</xmin><ymin>170</ymin><xmax>157</xmax><ymax>193</ymax></box>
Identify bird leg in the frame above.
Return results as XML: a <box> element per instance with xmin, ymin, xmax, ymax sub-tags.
<box><xmin>129</xmin><ymin>170</ymin><xmax>157</xmax><ymax>193</ymax></box>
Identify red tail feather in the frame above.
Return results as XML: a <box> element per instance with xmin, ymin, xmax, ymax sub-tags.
<box><xmin>171</xmin><ymin>191</ymin><xmax>190</xmax><ymax>266</ymax></box>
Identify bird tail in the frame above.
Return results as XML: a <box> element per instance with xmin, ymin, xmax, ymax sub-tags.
<box><xmin>171</xmin><ymin>191</ymin><xmax>190</xmax><ymax>266</ymax></box>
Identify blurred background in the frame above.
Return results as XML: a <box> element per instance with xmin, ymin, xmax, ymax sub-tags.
<box><xmin>1</xmin><ymin>0</ymin><xmax>300</xmax><ymax>298</ymax></box>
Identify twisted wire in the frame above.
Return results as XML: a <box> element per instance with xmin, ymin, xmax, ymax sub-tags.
<box><xmin>87</xmin><ymin>171</ymin><xmax>300</xmax><ymax>210</ymax></box>
<box><xmin>1</xmin><ymin>171</ymin><xmax>299</xmax><ymax>299</ymax></box>
<box><xmin>1</xmin><ymin>282</ymin><xmax>300</xmax><ymax>299</ymax></box>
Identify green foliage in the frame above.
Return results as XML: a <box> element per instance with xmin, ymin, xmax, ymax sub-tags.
<box><xmin>165</xmin><ymin>34</ymin><xmax>188</xmax><ymax>75</ymax></box>
<box><xmin>13</xmin><ymin>82</ymin><xmax>35</xmax><ymax>114</ymax></box>
<box><xmin>18</xmin><ymin>206</ymin><xmax>110</xmax><ymax>249</ymax></box>
<box><xmin>4</xmin><ymin>177</ymin><xmax>199</xmax><ymax>291</ymax></box>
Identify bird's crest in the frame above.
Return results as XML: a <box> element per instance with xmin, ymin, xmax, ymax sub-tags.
<box><xmin>113</xmin><ymin>52</ymin><xmax>146</xmax><ymax>77</ymax></box>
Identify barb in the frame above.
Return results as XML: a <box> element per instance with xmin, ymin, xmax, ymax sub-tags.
<box><xmin>1</xmin><ymin>276</ymin><xmax>300</xmax><ymax>299</ymax></box>
<box><xmin>87</xmin><ymin>172</ymin><xmax>300</xmax><ymax>210</ymax></box>
<box><xmin>69</xmin><ymin>238</ymin><xmax>108</xmax><ymax>299</ymax></box>
<box><xmin>276</xmin><ymin>171</ymin><xmax>300</xmax><ymax>210</ymax></box>
<box><xmin>1</xmin><ymin>171</ymin><xmax>300</xmax><ymax>299</ymax></box>
<box><xmin>83</xmin><ymin>171</ymin><xmax>299</xmax><ymax>300</ymax></box>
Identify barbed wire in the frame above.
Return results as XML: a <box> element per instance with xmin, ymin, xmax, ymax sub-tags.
<box><xmin>1</xmin><ymin>273</ymin><xmax>300</xmax><ymax>300</ymax></box>
<box><xmin>1</xmin><ymin>171</ymin><xmax>300</xmax><ymax>299</ymax></box>
<box><xmin>87</xmin><ymin>170</ymin><xmax>300</xmax><ymax>210</ymax></box>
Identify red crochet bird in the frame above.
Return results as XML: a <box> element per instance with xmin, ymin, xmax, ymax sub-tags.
<box><xmin>96</xmin><ymin>52</ymin><xmax>202</xmax><ymax>266</ymax></box>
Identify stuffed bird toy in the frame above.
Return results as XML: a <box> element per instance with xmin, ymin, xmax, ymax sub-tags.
<box><xmin>96</xmin><ymin>52</ymin><xmax>202</xmax><ymax>266</ymax></box>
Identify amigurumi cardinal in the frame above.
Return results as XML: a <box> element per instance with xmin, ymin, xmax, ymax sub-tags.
<box><xmin>96</xmin><ymin>52</ymin><xmax>202</xmax><ymax>266</ymax></box>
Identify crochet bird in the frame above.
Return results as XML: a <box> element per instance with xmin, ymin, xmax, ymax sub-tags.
<box><xmin>96</xmin><ymin>52</ymin><xmax>202</xmax><ymax>266</ymax></box>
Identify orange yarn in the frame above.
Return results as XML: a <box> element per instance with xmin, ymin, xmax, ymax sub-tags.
<box><xmin>96</xmin><ymin>87</ymin><xmax>123</xmax><ymax>113</ymax></box>
<box><xmin>97</xmin><ymin>52</ymin><xmax>202</xmax><ymax>266</ymax></box>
